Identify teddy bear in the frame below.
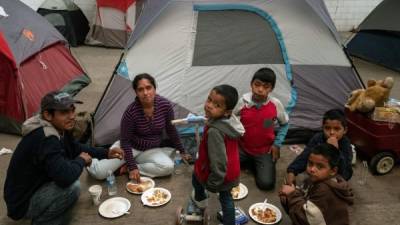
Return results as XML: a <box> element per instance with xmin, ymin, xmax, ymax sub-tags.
<box><xmin>345</xmin><ymin>76</ymin><xmax>394</xmax><ymax>113</ymax></box>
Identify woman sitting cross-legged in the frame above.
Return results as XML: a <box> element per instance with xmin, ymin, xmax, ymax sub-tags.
<box><xmin>87</xmin><ymin>73</ymin><xmax>191</xmax><ymax>181</ymax></box>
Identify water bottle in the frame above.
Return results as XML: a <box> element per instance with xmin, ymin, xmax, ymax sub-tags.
<box><xmin>351</xmin><ymin>144</ymin><xmax>357</xmax><ymax>165</ymax></box>
<box><xmin>174</xmin><ymin>150</ymin><xmax>182</xmax><ymax>165</ymax></box>
<box><xmin>174</xmin><ymin>151</ymin><xmax>182</xmax><ymax>175</ymax></box>
<box><xmin>106</xmin><ymin>170</ymin><xmax>117</xmax><ymax>196</ymax></box>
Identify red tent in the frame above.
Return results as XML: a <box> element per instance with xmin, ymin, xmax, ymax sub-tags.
<box><xmin>85</xmin><ymin>0</ymin><xmax>138</xmax><ymax>48</ymax></box>
<box><xmin>0</xmin><ymin>0</ymin><xmax>90</xmax><ymax>134</ymax></box>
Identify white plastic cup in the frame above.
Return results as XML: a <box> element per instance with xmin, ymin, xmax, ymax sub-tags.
<box><xmin>88</xmin><ymin>185</ymin><xmax>102</xmax><ymax>205</ymax></box>
<box><xmin>358</xmin><ymin>161</ymin><xmax>368</xmax><ymax>186</ymax></box>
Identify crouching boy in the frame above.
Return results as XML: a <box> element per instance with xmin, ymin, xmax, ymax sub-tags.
<box><xmin>279</xmin><ymin>143</ymin><xmax>354</xmax><ymax>225</ymax></box>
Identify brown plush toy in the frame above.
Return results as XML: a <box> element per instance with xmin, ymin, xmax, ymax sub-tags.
<box><xmin>346</xmin><ymin>77</ymin><xmax>394</xmax><ymax>113</ymax></box>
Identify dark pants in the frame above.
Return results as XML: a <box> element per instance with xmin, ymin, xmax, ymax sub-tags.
<box><xmin>26</xmin><ymin>180</ymin><xmax>80</xmax><ymax>225</ymax></box>
<box><xmin>192</xmin><ymin>174</ymin><xmax>235</xmax><ymax>225</ymax></box>
<box><xmin>240</xmin><ymin>149</ymin><xmax>276</xmax><ymax>190</ymax></box>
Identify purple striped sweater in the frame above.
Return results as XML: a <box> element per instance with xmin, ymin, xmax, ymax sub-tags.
<box><xmin>120</xmin><ymin>95</ymin><xmax>184</xmax><ymax>170</ymax></box>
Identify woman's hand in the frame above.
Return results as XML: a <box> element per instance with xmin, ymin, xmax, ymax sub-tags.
<box><xmin>108</xmin><ymin>147</ymin><xmax>124</xmax><ymax>160</ymax></box>
<box><xmin>129</xmin><ymin>169</ymin><xmax>140</xmax><ymax>182</ymax></box>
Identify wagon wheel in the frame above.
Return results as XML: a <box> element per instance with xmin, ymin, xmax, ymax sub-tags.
<box><xmin>176</xmin><ymin>206</ymin><xmax>184</xmax><ymax>225</ymax></box>
<box><xmin>370</xmin><ymin>152</ymin><xmax>395</xmax><ymax>175</ymax></box>
<box><xmin>202</xmin><ymin>208</ymin><xmax>210</xmax><ymax>225</ymax></box>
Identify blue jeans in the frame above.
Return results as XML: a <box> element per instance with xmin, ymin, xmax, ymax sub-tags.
<box><xmin>26</xmin><ymin>180</ymin><xmax>80</xmax><ymax>225</ymax></box>
<box><xmin>192</xmin><ymin>174</ymin><xmax>235</xmax><ymax>225</ymax></box>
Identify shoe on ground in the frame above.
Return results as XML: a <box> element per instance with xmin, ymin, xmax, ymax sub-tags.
<box><xmin>191</xmin><ymin>190</ymin><xmax>208</xmax><ymax>209</ymax></box>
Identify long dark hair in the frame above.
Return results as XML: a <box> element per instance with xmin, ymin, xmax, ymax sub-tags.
<box><xmin>132</xmin><ymin>73</ymin><xmax>156</xmax><ymax>91</ymax></box>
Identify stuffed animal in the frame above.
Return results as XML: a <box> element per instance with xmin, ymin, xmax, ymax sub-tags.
<box><xmin>346</xmin><ymin>77</ymin><xmax>394</xmax><ymax>113</ymax></box>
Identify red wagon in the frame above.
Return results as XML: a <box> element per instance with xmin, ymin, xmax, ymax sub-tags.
<box><xmin>345</xmin><ymin>108</ymin><xmax>400</xmax><ymax>175</ymax></box>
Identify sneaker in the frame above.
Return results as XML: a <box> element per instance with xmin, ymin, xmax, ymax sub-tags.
<box><xmin>191</xmin><ymin>190</ymin><xmax>208</xmax><ymax>209</ymax></box>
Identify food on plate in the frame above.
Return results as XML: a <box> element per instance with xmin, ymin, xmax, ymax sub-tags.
<box><xmin>251</xmin><ymin>206</ymin><xmax>277</xmax><ymax>223</ymax></box>
<box><xmin>146</xmin><ymin>189</ymin><xmax>168</xmax><ymax>205</ymax></box>
<box><xmin>231</xmin><ymin>185</ymin><xmax>240</xmax><ymax>198</ymax></box>
<box><xmin>127</xmin><ymin>180</ymin><xmax>153</xmax><ymax>193</ymax></box>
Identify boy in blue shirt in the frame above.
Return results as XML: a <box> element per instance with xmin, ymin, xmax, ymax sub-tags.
<box><xmin>286</xmin><ymin>109</ymin><xmax>353</xmax><ymax>185</ymax></box>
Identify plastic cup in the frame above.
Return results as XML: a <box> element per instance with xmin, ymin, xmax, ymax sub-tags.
<box><xmin>88</xmin><ymin>185</ymin><xmax>102</xmax><ymax>205</ymax></box>
<box><xmin>358</xmin><ymin>161</ymin><xmax>368</xmax><ymax>186</ymax></box>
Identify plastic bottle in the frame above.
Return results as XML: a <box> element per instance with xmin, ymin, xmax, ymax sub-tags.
<box><xmin>174</xmin><ymin>151</ymin><xmax>182</xmax><ymax>175</ymax></box>
<box><xmin>174</xmin><ymin>150</ymin><xmax>182</xmax><ymax>165</ymax></box>
<box><xmin>106</xmin><ymin>170</ymin><xmax>117</xmax><ymax>196</ymax></box>
<box><xmin>351</xmin><ymin>144</ymin><xmax>357</xmax><ymax>165</ymax></box>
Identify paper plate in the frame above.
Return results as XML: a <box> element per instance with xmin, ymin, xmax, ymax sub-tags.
<box><xmin>248</xmin><ymin>202</ymin><xmax>282</xmax><ymax>224</ymax></box>
<box><xmin>126</xmin><ymin>177</ymin><xmax>155</xmax><ymax>194</ymax></box>
<box><xmin>231</xmin><ymin>183</ymin><xmax>248</xmax><ymax>200</ymax></box>
<box><xmin>98</xmin><ymin>197</ymin><xmax>131</xmax><ymax>218</ymax></box>
<box><xmin>141</xmin><ymin>187</ymin><xmax>171</xmax><ymax>207</ymax></box>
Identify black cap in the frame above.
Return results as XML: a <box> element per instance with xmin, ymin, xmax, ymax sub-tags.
<box><xmin>41</xmin><ymin>91</ymin><xmax>82</xmax><ymax>112</ymax></box>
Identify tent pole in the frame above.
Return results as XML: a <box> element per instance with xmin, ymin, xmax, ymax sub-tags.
<box><xmin>343</xmin><ymin>46</ymin><xmax>366</xmax><ymax>89</ymax></box>
<box><xmin>91</xmin><ymin>52</ymin><xmax>125</xmax><ymax>146</ymax></box>
<box><xmin>93</xmin><ymin>52</ymin><xmax>125</xmax><ymax>115</ymax></box>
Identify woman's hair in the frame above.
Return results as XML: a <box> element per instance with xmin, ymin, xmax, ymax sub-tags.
<box><xmin>310</xmin><ymin>143</ymin><xmax>340</xmax><ymax>169</ymax></box>
<box><xmin>322</xmin><ymin>109</ymin><xmax>347</xmax><ymax>128</ymax></box>
<box><xmin>212</xmin><ymin>84</ymin><xmax>239</xmax><ymax>110</ymax></box>
<box><xmin>132</xmin><ymin>73</ymin><xmax>156</xmax><ymax>90</ymax></box>
<box><xmin>251</xmin><ymin>67</ymin><xmax>276</xmax><ymax>89</ymax></box>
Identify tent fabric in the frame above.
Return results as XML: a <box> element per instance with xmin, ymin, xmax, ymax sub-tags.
<box><xmin>97</xmin><ymin>0</ymin><xmax>135</xmax><ymax>12</ymax></box>
<box><xmin>0</xmin><ymin>0</ymin><xmax>91</xmax><ymax>134</ymax></box>
<box><xmin>126</xmin><ymin>0</ymin><xmax>171</xmax><ymax>48</ymax></box>
<box><xmin>347</xmin><ymin>0</ymin><xmax>400</xmax><ymax>71</ymax></box>
<box><xmin>38</xmin><ymin>7</ymin><xmax>90</xmax><ymax>47</ymax></box>
<box><xmin>0</xmin><ymin>0</ymin><xmax>63</xmax><ymax>66</ymax></box>
<box><xmin>0</xmin><ymin>32</ymin><xmax>14</xmax><ymax>66</ymax></box>
<box><xmin>19</xmin><ymin>0</ymin><xmax>46</xmax><ymax>11</ymax></box>
<box><xmin>193</xmin><ymin>10</ymin><xmax>283</xmax><ymax>66</ymax></box>
<box><xmin>347</xmin><ymin>31</ymin><xmax>400</xmax><ymax>71</ymax></box>
<box><xmin>71</xmin><ymin>0</ymin><xmax>97</xmax><ymax>26</ymax></box>
<box><xmin>324</xmin><ymin>0</ymin><xmax>383</xmax><ymax>32</ymax></box>
<box><xmin>18</xmin><ymin>43</ymin><xmax>87</xmax><ymax>117</ymax></box>
<box><xmin>85</xmin><ymin>0</ymin><xmax>137</xmax><ymax>48</ymax></box>
<box><xmin>290</xmin><ymin>65</ymin><xmax>362</xmax><ymax>128</ymax></box>
<box><xmin>358</xmin><ymin>0</ymin><xmax>400</xmax><ymax>32</ymax></box>
<box><xmin>126</xmin><ymin>0</ymin><xmax>342</xmax><ymax>49</ymax></box>
<box><xmin>304</xmin><ymin>0</ymin><xmax>341</xmax><ymax>42</ymax></box>
<box><xmin>94</xmin><ymin>0</ymin><xmax>363</xmax><ymax>146</ymax></box>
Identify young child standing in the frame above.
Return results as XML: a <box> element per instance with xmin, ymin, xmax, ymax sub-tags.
<box><xmin>279</xmin><ymin>143</ymin><xmax>354</xmax><ymax>225</ymax></box>
<box><xmin>286</xmin><ymin>109</ymin><xmax>353</xmax><ymax>185</ymax></box>
<box><xmin>233</xmin><ymin>68</ymin><xmax>289</xmax><ymax>190</ymax></box>
<box><xmin>192</xmin><ymin>84</ymin><xmax>244</xmax><ymax>225</ymax></box>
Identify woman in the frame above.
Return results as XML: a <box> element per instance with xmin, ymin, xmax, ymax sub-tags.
<box><xmin>88</xmin><ymin>73</ymin><xmax>191</xmax><ymax>181</ymax></box>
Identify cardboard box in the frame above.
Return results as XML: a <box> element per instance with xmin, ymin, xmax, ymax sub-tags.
<box><xmin>371</xmin><ymin>107</ymin><xmax>400</xmax><ymax>123</ymax></box>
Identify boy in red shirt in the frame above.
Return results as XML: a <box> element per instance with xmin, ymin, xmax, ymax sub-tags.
<box><xmin>233</xmin><ymin>68</ymin><xmax>289</xmax><ymax>190</ymax></box>
<box><xmin>192</xmin><ymin>84</ymin><xmax>245</xmax><ymax>225</ymax></box>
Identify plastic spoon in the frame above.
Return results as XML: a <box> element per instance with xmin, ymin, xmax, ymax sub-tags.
<box><xmin>112</xmin><ymin>209</ymin><xmax>130</xmax><ymax>215</ymax></box>
<box><xmin>263</xmin><ymin>198</ymin><xmax>268</xmax><ymax>211</ymax></box>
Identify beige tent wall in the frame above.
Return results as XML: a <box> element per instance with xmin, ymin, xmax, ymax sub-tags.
<box><xmin>324</xmin><ymin>0</ymin><xmax>383</xmax><ymax>31</ymax></box>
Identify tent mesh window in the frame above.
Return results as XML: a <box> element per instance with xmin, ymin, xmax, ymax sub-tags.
<box><xmin>192</xmin><ymin>10</ymin><xmax>284</xmax><ymax>66</ymax></box>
